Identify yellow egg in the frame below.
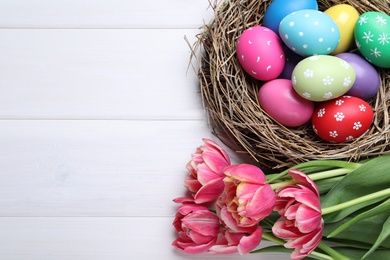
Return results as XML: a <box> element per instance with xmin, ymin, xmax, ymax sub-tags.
<box><xmin>325</xmin><ymin>4</ymin><xmax>359</xmax><ymax>54</ymax></box>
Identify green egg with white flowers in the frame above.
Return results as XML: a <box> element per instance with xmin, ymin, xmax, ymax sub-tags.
<box><xmin>291</xmin><ymin>55</ymin><xmax>356</xmax><ymax>102</ymax></box>
<box><xmin>354</xmin><ymin>12</ymin><xmax>390</xmax><ymax>68</ymax></box>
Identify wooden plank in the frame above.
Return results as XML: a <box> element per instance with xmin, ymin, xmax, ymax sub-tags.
<box><xmin>0</xmin><ymin>0</ymin><xmax>213</xmax><ymax>29</ymax></box>
<box><xmin>0</xmin><ymin>217</ymin><xmax>288</xmax><ymax>259</ymax></box>
<box><xmin>0</xmin><ymin>120</ymin><xmax>223</xmax><ymax>217</ymax></box>
<box><xmin>0</xmin><ymin>29</ymin><xmax>204</xmax><ymax>120</ymax></box>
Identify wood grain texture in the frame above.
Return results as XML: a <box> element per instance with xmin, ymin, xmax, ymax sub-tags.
<box><xmin>0</xmin><ymin>0</ymin><xmax>289</xmax><ymax>258</ymax></box>
<box><xmin>0</xmin><ymin>29</ymin><xmax>203</xmax><ymax>120</ymax></box>
<box><xmin>0</xmin><ymin>217</ymin><xmax>287</xmax><ymax>259</ymax></box>
<box><xmin>0</xmin><ymin>0</ymin><xmax>214</xmax><ymax>28</ymax></box>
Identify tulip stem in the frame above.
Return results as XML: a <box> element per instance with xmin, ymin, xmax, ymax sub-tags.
<box><xmin>270</xmin><ymin>168</ymin><xmax>352</xmax><ymax>190</ymax></box>
<box><xmin>308</xmin><ymin>168</ymin><xmax>353</xmax><ymax>181</ymax></box>
<box><xmin>322</xmin><ymin>188</ymin><xmax>390</xmax><ymax>215</ymax></box>
<box><xmin>261</xmin><ymin>232</ymin><xmax>287</xmax><ymax>246</ymax></box>
<box><xmin>317</xmin><ymin>242</ymin><xmax>350</xmax><ymax>260</ymax></box>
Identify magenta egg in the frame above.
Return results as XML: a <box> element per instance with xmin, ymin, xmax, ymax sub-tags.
<box><xmin>258</xmin><ymin>79</ymin><xmax>314</xmax><ymax>127</ymax></box>
<box><xmin>336</xmin><ymin>53</ymin><xmax>380</xmax><ymax>100</ymax></box>
<box><xmin>237</xmin><ymin>26</ymin><xmax>285</xmax><ymax>81</ymax></box>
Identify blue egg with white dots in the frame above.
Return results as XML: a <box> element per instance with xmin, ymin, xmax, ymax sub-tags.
<box><xmin>279</xmin><ymin>10</ymin><xmax>340</xmax><ymax>57</ymax></box>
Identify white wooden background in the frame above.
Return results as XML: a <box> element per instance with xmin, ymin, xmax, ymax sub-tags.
<box><xmin>0</xmin><ymin>1</ymin><xmax>288</xmax><ymax>259</ymax></box>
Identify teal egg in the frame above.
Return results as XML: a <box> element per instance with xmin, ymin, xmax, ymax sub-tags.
<box><xmin>354</xmin><ymin>12</ymin><xmax>390</xmax><ymax>68</ymax></box>
<box><xmin>292</xmin><ymin>55</ymin><xmax>356</xmax><ymax>102</ymax></box>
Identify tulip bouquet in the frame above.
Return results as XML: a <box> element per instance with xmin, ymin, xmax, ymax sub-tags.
<box><xmin>172</xmin><ymin>138</ymin><xmax>390</xmax><ymax>260</ymax></box>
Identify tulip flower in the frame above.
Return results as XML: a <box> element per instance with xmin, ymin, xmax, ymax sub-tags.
<box><xmin>272</xmin><ymin>170</ymin><xmax>324</xmax><ymax>260</ymax></box>
<box><xmin>218</xmin><ymin>164</ymin><xmax>276</xmax><ymax>229</ymax></box>
<box><xmin>209</xmin><ymin>225</ymin><xmax>263</xmax><ymax>255</ymax></box>
<box><xmin>172</xmin><ymin>203</ymin><xmax>220</xmax><ymax>254</ymax></box>
<box><xmin>184</xmin><ymin>138</ymin><xmax>231</xmax><ymax>204</ymax></box>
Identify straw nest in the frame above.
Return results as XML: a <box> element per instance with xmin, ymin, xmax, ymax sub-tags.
<box><xmin>192</xmin><ymin>0</ymin><xmax>390</xmax><ymax>169</ymax></box>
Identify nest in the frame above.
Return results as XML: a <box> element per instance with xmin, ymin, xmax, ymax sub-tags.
<box><xmin>192</xmin><ymin>0</ymin><xmax>390</xmax><ymax>169</ymax></box>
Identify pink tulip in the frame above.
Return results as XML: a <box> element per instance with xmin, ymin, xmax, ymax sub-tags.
<box><xmin>209</xmin><ymin>225</ymin><xmax>263</xmax><ymax>255</ymax></box>
<box><xmin>184</xmin><ymin>138</ymin><xmax>231</xmax><ymax>204</ymax></box>
<box><xmin>172</xmin><ymin>203</ymin><xmax>220</xmax><ymax>254</ymax></box>
<box><xmin>272</xmin><ymin>170</ymin><xmax>324</xmax><ymax>260</ymax></box>
<box><xmin>217</xmin><ymin>164</ymin><xmax>276</xmax><ymax>229</ymax></box>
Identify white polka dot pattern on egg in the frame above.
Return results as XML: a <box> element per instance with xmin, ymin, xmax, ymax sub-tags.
<box><xmin>279</xmin><ymin>10</ymin><xmax>340</xmax><ymax>56</ymax></box>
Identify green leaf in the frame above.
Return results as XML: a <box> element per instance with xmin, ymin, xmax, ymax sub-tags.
<box><xmin>316</xmin><ymin>176</ymin><xmax>343</xmax><ymax>194</ymax></box>
<box><xmin>330</xmin><ymin>247</ymin><xmax>390</xmax><ymax>260</ymax></box>
<box><xmin>362</xmin><ymin>214</ymin><xmax>390</xmax><ymax>259</ymax></box>
<box><xmin>328</xmin><ymin>199</ymin><xmax>390</xmax><ymax>237</ymax></box>
<box><xmin>321</xmin><ymin>155</ymin><xmax>390</xmax><ymax>222</ymax></box>
<box><xmin>323</xmin><ymin>211</ymin><xmax>390</xmax><ymax>248</ymax></box>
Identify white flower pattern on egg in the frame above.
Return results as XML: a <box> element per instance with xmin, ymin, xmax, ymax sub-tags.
<box><xmin>376</xmin><ymin>15</ymin><xmax>387</xmax><ymax>25</ymax></box>
<box><xmin>371</xmin><ymin>48</ymin><xmax>382</xmax><ymax>57</ymax></box>
<box><xmin>339</xmin><ymin>60</ymin><xmax>350</xmax><ymax>69</ymax></box>
<box><xmin>323</xmin><ymin>92</ymin><xmax>333</xmax><ymax>99</ymax></box>
<box><xmin>358</xmin><ymin>16</ymin><xmax>369</xmax><ymax>26</ymax></box>
<box><xmin>304</xmin><ymin>69</ymin><xmax>314</xmax><ymax>78</ymax></box>
<box><xmin>353</xmin><ymin>122</ymin><xmax>362</xmax><ymax>130</ymax></box>
<box><xmin>329</xmin><ymin>131</ymin><xmax>338</xmax><ymax>138</ymax></box>
<box><xmin>334</xmin><ymin>112</ymin><xmax>345</xmax><ymax>121</ymax></box>
<box><xmin>359</xmin><ymin>104</ymin><xmax>367</xmax><ymax>112</ymax></box>
<box><xmin>317</xmin><ymin>108</ymin><xmax>325</xmax><ymax>117</ymax></box>
<box><xmin>302</xmin><ymin>92</ymin><xmax>311</xmax><ymax>99</ymax></box>
<box><xmin>322</xmin><ymin>76</ymin><xmax>334</xmax><ymax>85</ymax></box>
<box><xmin>344</xmin><ymin>77</ymin><xmax>352</xmax><ymax>87</ymax></box>
<box><xmin>335</xmin><ymin>99</ymin><xmax>344</xmax><ymax>106</ymax></box>
<box><xmin>363</xmin><ymin>31</ymin><xmax>374</xmax><ymax>43</ymax></box>
<box><xmin>378</xmin><ymin>33</ymin><xmax>390</xmax><ymax>45</ymax></box>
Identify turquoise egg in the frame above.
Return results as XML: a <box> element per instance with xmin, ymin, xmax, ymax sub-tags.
<box><xmin>279</xmin><ymin>10</ymin><xmax>340</xmax><ymax>57</ymax></box>
<box><xmin>292</xmin><ymin>55</ymin><xmax>356</xmax><ymax>102</ymax></box>
<box><xmin>354</xmin><ymin>12</ymin><xmax>390</xmax><ymax>68</ymax></box>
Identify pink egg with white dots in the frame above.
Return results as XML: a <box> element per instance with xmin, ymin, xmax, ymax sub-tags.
<box><xmin>236</xmin><ymin>26</ymin><xmax>285</xmax><ymax>81</ymax></box>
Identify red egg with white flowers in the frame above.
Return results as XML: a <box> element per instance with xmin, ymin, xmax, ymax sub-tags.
<box><xmin>312</xmin><ymin>96</ymin><xmax>374</xmax><ymax>143</ymax></box>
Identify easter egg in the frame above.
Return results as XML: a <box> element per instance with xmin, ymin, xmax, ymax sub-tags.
<box><xmin>279</xmin><ymin>47</ymin><xmax>304</xmax><ymax>79</ymax></box>
<box><xmin>312</xmin><ymin>96</ymin><xmax>374</xmax><ymax>143</ymax></box>
<box><xmin>258</xmin><ymin>79</ymin><xmax>314</xmax><ymax>127</ymax></box>
<box><xmin>292</xmin><ymin>55</ymin><xmax>356</xmax><ymax>102</ymax></box>
<box><xmin>336</xmin><ymin>52</ymin><xmax>380</xmax><ymax>100</ymax></box>
<box><xmin>237</xmin><ymin>26</ymin><xmax>285</xmax><ymax>81</ymax></box>
<box><xmin>263</xmin><ymin>0</ymin><xmax>318</xmax><ymax>33</ymax></box>
<box><xmin>354</xmin><ymin>12</ymin><xmax>390</xmax><ymax>68</ymax></box>
<box><xmin>279</xmin><ymin>10</ymin><xmax>340</xmax><ymax>56</ymax></box>
<box><xmin>325</xmin><ymin>4</ymin><xmax>360</xmax><ymax>54</ymax></box>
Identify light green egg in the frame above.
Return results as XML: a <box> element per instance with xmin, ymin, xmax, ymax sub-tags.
<box><xmin>354</xmin><ymin>12</ymin><xmax>390</xmax><ymax>68</ymax></box>
<box><xmin>292</xmin><ymin>55</ymin><xmax>356</xmax><ymax>102</ymax></box>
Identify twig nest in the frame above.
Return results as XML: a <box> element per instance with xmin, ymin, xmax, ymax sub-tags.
<box><xmin>193</xmin><ymin>0</ymin><xmax>390</xmax><ymax>169</ymax></box>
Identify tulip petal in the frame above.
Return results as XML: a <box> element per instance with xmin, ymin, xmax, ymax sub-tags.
<box><xmin>288</xmin><ymin>169</ymin><xmax>319</xmax><ymax>196</ymax></box>
<box><xmin>208</xmin><ymin>245</ymin><xmax>239</xmax><ymax>254</ymax></box>
<box><xmin>194</xmin><ymin>178</ymin><xmax>224</xmax><ymax>204</ymax></box>
<box><xmin>272</xmin><ymin>218</ymin><xmax>301</xmax><ymax>238</ymax></box>
<box><xmin>202</xmin><ymin>138</ymin><xmax>231</xmax><ymax>164</ymax></box>
<box><xmin>243</xmin><ymin>185</ymin><xmax>275</xmax><ymax>221</ymax></box>
<box><xmin>182</xmin><ymin>212</ymin><xmax>219</xmax><ymax>236</ymax></box>
<box><xmin>174</xmin><ymin>237</ymin><xmax>217</xmax><ymax>254</ymax></box>
<box><xmin>196</xmin><ymin>163</ymin><xmax>223</xmax><ymax>184</ymax></box>
<box><xmin>237</xmin><ymin>227</ymin><xmax>263</xmax><ymax>255</ymax></box>
<box><xmin>224</xmin><ymin>164</ymin><xmax>267</xmax><ymax>184</ymax></box>
<box><xmin>172</xmin><ymin>197</ymin><xmax>194</xmax><ymax>204</ymax></box>
<box><xmin>293</xmin><ymin>186</ymin><xmax>321</xmax><ymax>212</ymax></box>
<box><xmin>295</xmin><ymin>204</ymin><xmax>322</xmax><ymax>233</ymax></box>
